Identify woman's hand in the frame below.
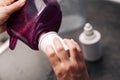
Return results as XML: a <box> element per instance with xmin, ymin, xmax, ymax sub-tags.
<box><xmin>46</xmin><ymin>38</ymin><xmax>89</xmax><ymax>80</ymax></box>
<box><xmin>0</xmin><ymin>0</ymin><xmax>26</xmax><ymax>33</ymax></box>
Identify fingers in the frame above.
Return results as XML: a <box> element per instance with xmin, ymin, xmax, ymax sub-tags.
<box><xmin>4</xmin><ymin>0</ymin><xmax>26</xmax><ymax>15</ymax></box>
<box><xmin>0</xmin><ymin>0</ymin><xmax>14</xmax><ymax>6</ymax></box>
<box><xmin>63</xmin><ymin>39</ymin><xmax>81</xmax><ymax>62</ymax></box>
<box><xmin>46</xmin><ymin>45</ymin><xmax>60</xmax><ymax>67</ymax></box>
<box><xmin>70</xmin><ymin>39</ymin><xmax>84</xmax><ymax>60</ymax></box>
<box><xmin>46</xmin><ymin>38</ymin><xmax>83</xmax><ymax>66</ymax></box>
<box><xmin>71</xmin><ymin>39</ymin><xmax>81</xmax><ymax>53</ymax></box>
<box><xmin>53</xmin><ymin>37</ymin><xmax>70</xmax><ymax>62</ymax></box>
<box><xmin>0</xmin><ymin>24</ymin><xmax>6</xmax><ymax>33</ymax></box>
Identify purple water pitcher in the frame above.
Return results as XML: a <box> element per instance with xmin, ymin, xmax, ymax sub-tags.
<box><xmin>7</xmin><ymin>0</ymin><xmax>62</xmax><ymax>50</ymax></box>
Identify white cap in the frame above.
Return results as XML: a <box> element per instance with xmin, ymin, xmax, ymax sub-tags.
<box><xmin>38</xmin><ymin>31</ymin><xmax>68</xmax><ymax>53</ymax></box>
<box><xmin>79</xmin><ymin>23</ymin><xmax>101</xmax><ymax>45</ymax></box>
<box><xmin>84</xmin><ymin>23</ymin><xmax>94</xmax><ymax>36</ymax></box>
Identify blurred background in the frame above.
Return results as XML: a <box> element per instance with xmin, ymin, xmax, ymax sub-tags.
<box><xmin>86</xmin><ymin>0</ymin><xmax>120</xmax><ymax>80</ymax></box>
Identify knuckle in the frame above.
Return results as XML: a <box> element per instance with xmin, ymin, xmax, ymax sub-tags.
<box><xmin>78</xmin><ymin>49</ymin><xmax>82</xmax><ymax>53</ymax></box>
<box><xmin>77</xmin><ymin>63</ymin><xmax>86</xmax><ymax>71</ymax></box>
<box><xmin>56</xmin><ymin>46</ymin><xmax>63</xmax><ymax>52</ymax></box>
<box><xmin>76</xmin><ymin>64</ymin><xmax>81</xmax><ymax>70</ymax></box>
<box><xmin>56</xmin><ymin>69</ymin><xmax>64</xmax><ymax>78</ymax></box>
<box><xmin>80</xmin><ymin>63</ymin><xmax>86</xmax><ymax>70</ymax></box>
<box><xmin>71</xmin><ymin>62</ymin><xmax>81</xmax><ymax>70</ymax></box>
<box><xmin>48</xmin><ymin>51</ymin><xmax>55</xmax><ymax>58</ymax></box>
<box><xmin>70</xmin><ymin>46</ymin><xmax>76</xmax><ymax>51</ymax></box>
<box><xmin>66</xmin><ymin>65</ymin><xmax>72</xmax><ymax>71</ymax></box>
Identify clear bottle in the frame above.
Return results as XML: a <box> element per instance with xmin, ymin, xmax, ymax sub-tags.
<box><xmin>79</xmin><ymin>23</ymin><xmax>102</xmax><ymax>62</ymax></box>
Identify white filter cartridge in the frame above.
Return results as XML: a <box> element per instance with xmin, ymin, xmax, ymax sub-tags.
<box><xmin>38</xmin><ymin>32</ymin><xmax>68</xmax><ymax>53</ymax></box>
<box><xmin>79</xmin><ymin>23</ymin><xmax>102</xmax><ymax>61</ymax></box>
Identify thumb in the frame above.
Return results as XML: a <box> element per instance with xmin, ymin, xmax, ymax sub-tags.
<box><xmin>5</xmin><ymin>0</ymin><xmax>26</xmax><ymax>15</ymax></box>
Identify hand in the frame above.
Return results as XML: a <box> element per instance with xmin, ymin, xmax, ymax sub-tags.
<box><xmin>0</xmin><ymin>0</ymin><xmax>26</xmax><ymax>33</ymax></box>
<box><xmin>46</xmin><ymin>38</ymin><xmax>89</xmax><ymax>80</ymax></box>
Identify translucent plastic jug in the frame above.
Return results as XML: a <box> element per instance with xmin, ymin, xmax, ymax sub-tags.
<box><xmin>7</xmin><ymin>0</ymin><xmax>62</xmax><ymax>50</ymax></box>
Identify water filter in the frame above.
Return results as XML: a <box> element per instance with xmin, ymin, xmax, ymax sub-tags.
<box><xmin>38</xmin><ymin>32</ymin><xmax>68</xmax><ymax>53</ymax></box>
<box><xmin>79</xmin><ymin>23</ymin><xmax>102</xmax><ymax>61</ymax></box>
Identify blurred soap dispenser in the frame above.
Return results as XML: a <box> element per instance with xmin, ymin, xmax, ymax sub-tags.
<box><xmin>79</xmin><ymin>23</ymin><xmax>102</xmax><ymax>62</ymax></box>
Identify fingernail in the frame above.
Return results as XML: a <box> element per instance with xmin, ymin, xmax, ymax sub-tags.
<box><xmin>71</xmin><ymin>39</ymin><xmax>74</xmax><ymax>41</ymax></box>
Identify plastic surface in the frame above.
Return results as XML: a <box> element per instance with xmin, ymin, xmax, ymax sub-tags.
<box><xmin>38</xmin><ymin>32</ymin><xmax>68</xmax><ymax>53</ymax></box>
<box><xmin>0</xmin><ymin>32</ymin><xmax>9</xmax><ymax>55</ymax></box>
<box><xmin>7</xmin><ymin>0</ymin><xmax>62</xmax><ymax>50</ymax></box>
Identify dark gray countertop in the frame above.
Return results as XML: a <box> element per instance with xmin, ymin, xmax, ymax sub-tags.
<box><xmin>87</xmin><ymin>0</ymin><xmax>120</xmax><ymax>80</ymax></box>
